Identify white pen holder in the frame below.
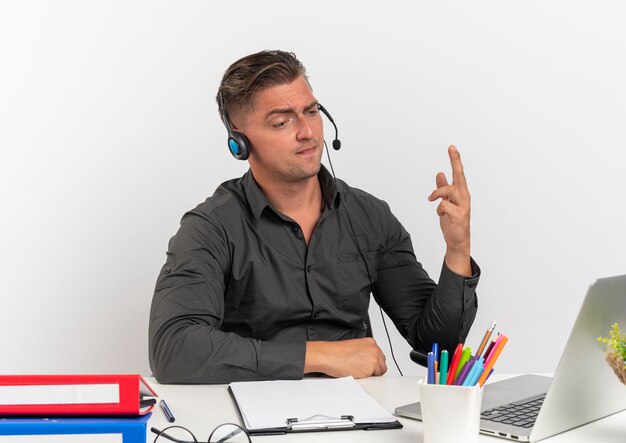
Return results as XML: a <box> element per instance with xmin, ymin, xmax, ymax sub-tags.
<box><xmin>417</xmin><ymin>379</ymin><xmax>484</xmax><ymax>443</ymax></box>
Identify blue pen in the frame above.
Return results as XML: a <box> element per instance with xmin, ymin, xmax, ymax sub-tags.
<box><xmin>462</xmin><ymin>360</ymin><xmax>480</xmax><ymax>386</ymax></box>
<box><xmin>427</xmin><ymin>352</ymin><xmax>436</xmax><ymax>384</ymax></box>
<box><xmin>432</xmin><ymin>343</ymin><xmax>439</xmax><ymax>373</ymax></box>
<box><xmin>468</xmin><ymin>366</ymin><xmax>485</xmax><ymax>387</ymax></box>
<box><xmin>431</xmin><ymin>343</ymin><xmax>439</xmax><ymax>360</ymax></box>
<box><xmin>159</xmin><ymin>399</ymin><xmax>175</xmax><ymax>423</ymax></box>
<box><xmin>463</xmin><ymin>358</ymin><xmax>484</xmax><ymax>386</ymax></box>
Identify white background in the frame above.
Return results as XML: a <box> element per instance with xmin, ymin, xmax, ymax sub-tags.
<box><xmin>1</xmin><ymin>1</ymin><xmax>625</xmax><ymax>377</ymax></box>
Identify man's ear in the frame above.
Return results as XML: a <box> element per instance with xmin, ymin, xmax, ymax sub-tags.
<box><xmin>228</xmin><ymin>107</ymin><xmax>248</xmax><ymax>132</ymax></box>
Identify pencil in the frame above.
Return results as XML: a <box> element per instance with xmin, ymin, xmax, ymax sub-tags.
<box><xmin>476</xmin><ymin>320</ymin><xmax>497</xmax><ymax>357</ymax></box>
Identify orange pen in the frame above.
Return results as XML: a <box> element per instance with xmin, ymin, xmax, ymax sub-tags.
<box><xmin>478</xmin><ymin>335</ymin><xmax>508</xmax><ymax>387</ymax></box>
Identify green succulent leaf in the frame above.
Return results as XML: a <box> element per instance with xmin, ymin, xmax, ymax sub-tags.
<box><xmin>597</xmin><ymin>323</ymin><xmax>626</xmax><ymax>361</ymax></box>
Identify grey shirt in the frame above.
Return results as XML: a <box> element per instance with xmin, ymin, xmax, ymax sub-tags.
<box><xmin>149</xmin><ymin>166</ymin><xmax>479</xmax><ymax>384</ymax></box>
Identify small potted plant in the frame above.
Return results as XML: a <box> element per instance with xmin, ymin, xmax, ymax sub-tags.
<box><xmin>597</xmin><ymin>323</ymin><xmax>626</xmax><ymax>385</ymax></box>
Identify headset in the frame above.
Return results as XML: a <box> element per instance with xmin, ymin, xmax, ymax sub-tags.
<box><xmin>220</xmin><ymin>102</ymin><xmax>252</xmax><ymax>161</ymax></box>
<box><xmin>220</xmin><ymin>98</ymin><xmax>341</xmax><ymax>160</ymax></box>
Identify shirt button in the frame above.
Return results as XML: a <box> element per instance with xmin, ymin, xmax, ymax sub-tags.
<box><xmin>312</xmin><ymin>309</ymin><xmax>320</xmax><ymax>318</ymax></box>
<box><xmin>306</xmin><ymin>265</ymin><xmax>312</xmax><ymax>272</ymax></box>
<box><xmin>292</xmin><ymin>225</ymin><xmax>300</xmax><ymax>232</ymax></box>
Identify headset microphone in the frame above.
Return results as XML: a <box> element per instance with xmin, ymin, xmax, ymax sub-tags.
<box><xmin>317</xmin><ymin>103</ymin><xmax>341</xmax><ymax>150</ymax></box>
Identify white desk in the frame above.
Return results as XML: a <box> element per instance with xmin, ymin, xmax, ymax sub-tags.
<box><xmin>146</xmin><ymin>376</ymin><xmax>626</xmax><ymax>442</ymax></box>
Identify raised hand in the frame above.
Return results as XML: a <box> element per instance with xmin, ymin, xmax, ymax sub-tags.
<box><xmin>428</xmin><ymin>145</ymin><xmax>472</xmax><ymax>276</ymax></box>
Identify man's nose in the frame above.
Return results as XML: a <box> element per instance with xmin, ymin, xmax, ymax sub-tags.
<box><xmin>295</xmin><ymin>117</ymin><xmax>315</xmax><ymax>140</ymax></box>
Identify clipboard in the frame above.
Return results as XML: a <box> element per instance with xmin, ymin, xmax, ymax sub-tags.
<box><xmin>228</xmin><ymin>377</ymin><xmax>403</xmax><ymax>435</ymax></box>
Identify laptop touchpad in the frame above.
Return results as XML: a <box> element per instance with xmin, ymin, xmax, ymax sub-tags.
<box><xmin>483</xmin><ymin>374</ymin><xmax>552</xmax><ymax>410</ymax></box>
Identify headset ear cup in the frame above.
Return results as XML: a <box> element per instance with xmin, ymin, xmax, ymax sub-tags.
<box><xmin>227</xmin><ymin>130</ymin><xmax>250</xmax><ymax>160</ymax></box>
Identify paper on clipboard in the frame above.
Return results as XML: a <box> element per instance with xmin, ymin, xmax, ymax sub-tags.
<box><xmin>229</xmin><ymin>376</ymin><xmax>397</xmax><ymax>431</ymax></box>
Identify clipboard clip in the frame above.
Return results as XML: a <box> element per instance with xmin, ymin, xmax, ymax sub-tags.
<box><xmin>286</xmin><ymin>414</ymin><xmax>356</xmax><ymax>431</ymax></box>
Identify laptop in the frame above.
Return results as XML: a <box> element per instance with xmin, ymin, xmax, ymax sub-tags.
<box><xmin>395</xmin><ymin>274</ymin><xmax>626</xmax><ymax>442</ymax></box>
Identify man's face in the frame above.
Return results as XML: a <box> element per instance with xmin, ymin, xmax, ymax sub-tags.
<box><xmin>233</xmin><ymin>76</ymin><xmax>324</xmax><ymax>184</ymax></box>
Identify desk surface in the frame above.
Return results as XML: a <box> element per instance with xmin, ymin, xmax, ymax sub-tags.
<box><xmin>146</xmin><ymin>375</ymin><xmax>626</xmax><ymax>443</ymax></box>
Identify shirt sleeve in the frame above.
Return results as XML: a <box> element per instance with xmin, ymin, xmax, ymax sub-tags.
<box><xmin>148</xmin><ymin>211</ymin><xmax>306</xmax><ymax>384</ymax></box>
<box><xmin>371</xmin><ymin>204</ymin><xmax>480</xmax><ymax>357</ymax></box>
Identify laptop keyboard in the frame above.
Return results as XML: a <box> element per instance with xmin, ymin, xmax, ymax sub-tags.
<box><xmin>481</xmin><ymin>393</ymin><xmax>546</xmax><ymax>428</ymax></box>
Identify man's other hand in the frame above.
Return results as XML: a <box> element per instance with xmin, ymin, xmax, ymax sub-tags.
<box><xmin>304</xmin><ymin>338</ymin><xmax>387</xmax><ymax>378</ymax></box>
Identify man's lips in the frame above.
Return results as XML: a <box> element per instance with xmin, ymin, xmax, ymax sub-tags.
<box><xmin>295</xmin><ymin>145</ymin><xmax>318</xmax><ymax>155</ymax></box>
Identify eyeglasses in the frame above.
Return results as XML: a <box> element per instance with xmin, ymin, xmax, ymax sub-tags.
<box><xmin>151</xmin><ymin>424</ymin><xmax>252</xmax><ymax>443</ymax></box>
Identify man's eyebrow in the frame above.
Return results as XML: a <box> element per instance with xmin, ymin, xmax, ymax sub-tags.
<box><xmin>265</xmin><ymin>100</ymin><xmax>319</xmax><ymax>118</ymax></box>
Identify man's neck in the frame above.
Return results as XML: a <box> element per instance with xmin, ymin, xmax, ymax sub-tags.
<box><xmin>255</xmin><ymin>172</ymin><xmax>322</xmax><ymax>216</ymax></box>
<box><xmin>252</xmin><ymin>170</ymin><xmax>323</xmax><ymax>245</ymax></box>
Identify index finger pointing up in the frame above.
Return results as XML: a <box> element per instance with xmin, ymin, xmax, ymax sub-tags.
<box><xmin>448</xmin><ymin>145</ymin><xmax>467</xmax><ymax>187</ymax></box>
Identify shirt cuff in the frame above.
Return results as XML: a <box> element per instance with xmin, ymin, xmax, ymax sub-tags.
<box><xmin>438</xmin><ymin>257</ymin><xmax>481</xmax><ymax>311</ymax></box>
<box><xmin>257</xmin><ymin>340</ymin><xmax>307</xmax><ymax>380</ymax></box>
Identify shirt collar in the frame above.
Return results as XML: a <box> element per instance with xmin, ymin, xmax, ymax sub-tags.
<box><xmin>243</xmin><ymin>165</ymin><xmax>341</xmax><ymax>220</ymax></box>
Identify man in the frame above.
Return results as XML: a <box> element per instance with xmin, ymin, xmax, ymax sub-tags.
<box><xmin>149</xmin><ymin>50</ymin><xmax>479</xmax><ymax>384</ymax></box>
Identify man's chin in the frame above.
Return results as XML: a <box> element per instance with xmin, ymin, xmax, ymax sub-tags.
<box><xmin>285</xmin><ymin>163</ymin><xmax>322</xmax><ymax>182</ymax></box>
